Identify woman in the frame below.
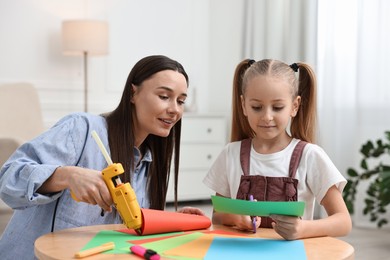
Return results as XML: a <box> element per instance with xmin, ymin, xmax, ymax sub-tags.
<box><xmin>0</xmin><ymin>55</ymin><xmax>203</xmax><ymax>259</ymax></box>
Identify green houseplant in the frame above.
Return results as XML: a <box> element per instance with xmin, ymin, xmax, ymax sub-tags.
<box><xmin>343</xmin><ymin>131</ymin><xmax>390</xmax><ymax>228</ymax></box>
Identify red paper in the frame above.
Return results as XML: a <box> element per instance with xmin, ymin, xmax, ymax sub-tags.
<box><xmin>137</xmin><ymin>209</ymin><xmax>211</xmax><ymax>235</ymax></box>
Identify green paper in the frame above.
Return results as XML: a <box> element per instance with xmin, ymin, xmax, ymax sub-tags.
<box><xmin>211</xmin><ymin>196</ymin><xmax>305</xmax><ymax>217</ymax></box>
<box><xmin>80</xmin><ymin>230</ymin><xmax>184</xmax><ymax>254</ymax></box>
<box><xmin>80</xmin><ymin>230</ymin><xmax>132</xmax><ymax>254</ymax></box>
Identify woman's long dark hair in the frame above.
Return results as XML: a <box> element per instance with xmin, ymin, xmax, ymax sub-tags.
<box><xmin>105</xmin><ymin>55</ymin><xmax>188</xmax><ymax>210</ymax></box>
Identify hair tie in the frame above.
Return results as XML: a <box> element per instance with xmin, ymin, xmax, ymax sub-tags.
<box><xmin>290</xmin><ymin>63</ymin><xmax>299</xmax><ymax>72</ymax></box>
<box><xmin>248</xmin><ymin>59</ymin><xmax>256</xmax><ymax>66</ymax></box>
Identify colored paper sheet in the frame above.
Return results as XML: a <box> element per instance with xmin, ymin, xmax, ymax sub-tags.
<box><xmin>164</xmin><ymin>233</ymin><xmax>253</xmax><ymax>258</ymax></box>
<box><xmin>143</xmin><ymin>232</ymin><xmax>204</xmax><ymax>253</ymax></box>
<box><xmin>204</xmin><ymin>237</ymin><xmax>307</xmax><ymax>260</ymax></box>
<box><xmin>126</xmin><ymin>230</ymin><xmax>243</xmax><ymax>245</ymax></box>
<box><xmin>79</xmin><ymin>230</ymin><xmax>133</xmax><ymax>254</ymax></box>
<box><xmin>80</xmin><ymin>230</ymin><xmax>183</xmax><ymax>254</ymax></box>
<box><xmin>138</xmin><ymin>208</ymin><xmax>211</xmax><ymax>235</ymax></box>
<box><xmin>139</xmin><ymin>230</ymin><xmax>249</xmax><ymax>258</ymax></box>
<box><xmin>117</xmin><ymin>228</ymin><xmax>184</xmax><ymax>240</ymax></box>
<box><xmin>211</xmin><ymin>195</ymin><xmax>305</xmax><ymax>216</ymax></box>
<box><xmin>201</xmin><ymin>229</ymin><xmax>248</xmax><ymax>237</ymax></box>
<box><xmin>163</xmin><ymin>234</ymin><xmax>214</xmax><ymax>259</ymax></box>
<box><xmin>127</xmin><ymin>233</ymin><xmax>186</xmax><ymax>244</ymax></box>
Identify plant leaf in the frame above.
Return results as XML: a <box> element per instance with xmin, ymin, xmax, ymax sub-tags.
<box><xmin>385</xmin><ymin>131</ymin><xmax>390</xmax><ymax>141</ymax></box>
<box><xmin>378</xmin><ymin>219</ymin><xmax>388</xmax><ymax>228</ymax></box>
<box><xmin>345</xmin><ymin>131</ymin><xmax>390</xmax><ymax>228</ymax></box>
<box><xmin>361</xmin><ymin>141</ymin><xmax>374</xmax><ymax>157</ymax></box>
<box><xmin>347</xmin><ymin>168</ymin><xmax>358</xmax><ymax>177</ymax></box>
<box><xmin>361</xmin><ymin>159</ymin><xmax>368</xmax><ymax>170</ymax></box>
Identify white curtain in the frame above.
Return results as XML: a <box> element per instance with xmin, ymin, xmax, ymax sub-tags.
<box><xmin>242</xmin><ymin>0</ymin><xmax>390</xmax><ymax>226</ymax></box>
<box><xmin>318</xmin><ymin>0</ymin><xmax>390</xmax><ymax>227</ymax></box>
<box><xmin>241</xmin><ymin>0</ymin><xmax>319</xmax><ymax>217</ymax></box>
<box><xmin>242</xmin><ymin>0</ymin><xmax>318</xmax><ymax>65</ymax></box>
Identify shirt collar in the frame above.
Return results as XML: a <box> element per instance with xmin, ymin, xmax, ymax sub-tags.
<box><xmin>133</xmin><ymin>146</ymin><xmax>153</xmax><ymax>164</ymax></box>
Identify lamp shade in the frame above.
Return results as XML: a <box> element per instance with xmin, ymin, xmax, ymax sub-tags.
<box><xmin>62</xmin><ymin>20</ymin><xmax>108</xmax><ymax>56</ymax></box>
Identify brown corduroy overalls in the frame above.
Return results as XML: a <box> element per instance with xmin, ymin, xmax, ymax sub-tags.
<box><xmin>236</xmin><ymin>139</ymin><xmax>307</xmax><ymax>228</ymax></box>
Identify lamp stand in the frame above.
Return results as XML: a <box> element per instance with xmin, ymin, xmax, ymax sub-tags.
<box><xmin>83</xmin><ymin>51</ymin><xmax>88</xmax><ymax>112</ymax></box>
<box><xmin>62</xmin><ymin>20</ymin><xmax>108</xmax><ymax>113</ymax></box>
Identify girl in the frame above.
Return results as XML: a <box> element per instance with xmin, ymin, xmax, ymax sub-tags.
<box><xmin>203</xmin><ymin>59</ymin><xmax>351</xmax><ymax>240</ymax></box>
<box><xmin>0</xmin><ymin>55</ymin><xmax>203</xmax><ymax>259</ymax></box>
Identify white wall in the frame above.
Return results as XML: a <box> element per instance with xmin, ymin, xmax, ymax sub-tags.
<box><xmin>209</xmin><ymin>0</ymin><xmax>244</xmax><ymax>116</ymax></box>
<box><xmin>0</xmin><ymin>0</ymin><xmax>245</xmax><ymax>210</ymax></box>
<box><xmin>0</xmin><ymin>0</ymin><xmax>226</xmax><ymax>128</ymax></box>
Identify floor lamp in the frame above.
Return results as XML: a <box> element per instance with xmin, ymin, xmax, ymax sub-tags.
<box><xmin>62</xmin><ymin>20</ymin><xmax>108</xmax><ymax>112</ymax></box>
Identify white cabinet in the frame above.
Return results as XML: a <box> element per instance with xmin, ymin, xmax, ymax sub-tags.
<box><xmin>166</xmin><ymin>113</ymin><xmax>228</xmax><ymax>202</ymax></box>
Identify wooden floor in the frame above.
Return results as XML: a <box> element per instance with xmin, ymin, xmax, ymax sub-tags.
<box><xmin>1</xmin><ymin>201</ymin><xmax>390</xmax><ymax>259</ymax></box>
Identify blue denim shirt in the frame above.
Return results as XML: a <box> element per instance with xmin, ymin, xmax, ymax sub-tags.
<box><xmin>0</xmin><ymin>113</ymin><xmax>152</xmax><ymax>260</ymax></box>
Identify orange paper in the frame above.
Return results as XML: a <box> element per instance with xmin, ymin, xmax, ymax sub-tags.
<box><xmin>127</xmin><ymin>234</ymin><xmax>186</xmax><ymax>244</ymax></box>
<box><xmin>163</xmin><ymin>233</ymin><xmax>251</xmax><ymax>258</ymax></box>
<box><xmin>136</xmin><ymin>209</ymin><xmax>211</xmax><ymax>235</ymax></box>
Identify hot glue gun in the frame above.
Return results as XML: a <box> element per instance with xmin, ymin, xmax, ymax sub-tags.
<box><xmin>71</xmin><ymin>130</ymin><xmax>143</xmax><ymax>234</ymax></box>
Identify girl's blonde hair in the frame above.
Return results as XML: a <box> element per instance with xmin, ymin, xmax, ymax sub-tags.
<box><xmin>231</xmin><ymin>59</ymin><xmax>317</xmax><ymax>143</ymax></box>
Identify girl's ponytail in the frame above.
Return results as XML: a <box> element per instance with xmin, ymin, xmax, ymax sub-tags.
<box><xmin>231</xmin><ymin>59</ymin><xmax>255</xmax><ymax>142</ymax></box>
<box><xmin>290</xmin><ymin>63</ymin><xmax>317</xmax><ymax>143</ymax></box>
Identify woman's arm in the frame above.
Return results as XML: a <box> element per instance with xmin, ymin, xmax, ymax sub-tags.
<box><xmin>0</xmin><ymin>113</ymin><xmax>112</xmax><ymax>210</ymax></box>
<box><xmin>38</xmin><ymin>166</ymin><xmax>113</xmax><ymax>212</ymax></box>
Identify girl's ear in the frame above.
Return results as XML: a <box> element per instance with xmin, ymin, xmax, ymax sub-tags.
<box><xmin>291</xmin><ymin>96</ymin><xmax>301</xmax><ymax>117</ymax></box>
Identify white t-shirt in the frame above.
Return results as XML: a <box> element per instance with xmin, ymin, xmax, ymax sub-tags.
<box><xmin>203</xmin><ymin>138</ymin><xmax>347</xmax><ymax>220</ymax></box>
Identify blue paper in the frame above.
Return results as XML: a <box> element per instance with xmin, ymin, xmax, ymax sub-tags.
<box><xmin>204</xmin><ymin>237</ymin><xmax>307</xmax><ymax>260</ymax></box>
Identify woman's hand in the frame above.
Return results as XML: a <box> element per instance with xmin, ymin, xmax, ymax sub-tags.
<box><xmin>38</xmin><ymin>166</ymin><xmax>113</xmax><ymax>212</ymax></box>
<box><xmin>177</xmin><ymin>206</ymin><xmax>205</xmax><ymax>216</ymax></box>
<box><xmin>68</xmin><ymin>167</ymin><xmax>113</xmax><ymax>212</ymax></box>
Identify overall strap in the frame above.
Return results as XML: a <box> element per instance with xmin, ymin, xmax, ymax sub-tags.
<box><xmin>240</xmin><ymin>139</ymin><xmax>308</xmax><ymax>178</ymax></box>
<box><xmin>240</xmin><ymin>139</ymin><xmax>251</xmax><ymax>176</ymax></box>
<box><xmin>288</xmin><ymin>141</ymin><xmax>308</xmax><ymax>178</ymax></box>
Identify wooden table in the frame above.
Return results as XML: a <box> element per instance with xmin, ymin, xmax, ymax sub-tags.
<box><xmin>34</xmin><ymin>224</ymin><xmax>354</xmax><ymax>260</ymax></box>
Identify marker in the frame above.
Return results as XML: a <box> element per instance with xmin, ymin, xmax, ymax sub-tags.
<box><xmin>130</xmin><ymin>245</ymin><xmax>160</xmax><ymax>260</ymax></box>
<box><xmin>74</xmin><ymin>242</ymin><xmax>115</xmax><ymax>258</ymax></box>
<box><xmin>249</xmin><ymin>194</ymin><xmax>256</xmax><ymax>233</ymax></box>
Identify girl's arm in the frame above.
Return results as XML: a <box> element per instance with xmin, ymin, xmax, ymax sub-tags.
<box><xmin>271</xmin><ymin>185</ymin><xmax>352</xmax><ymax>240</ymax></box>
<box><xmin>212</xmin><ymin>193</ymin><xmax>261</xmax><ymax>231</ymax></box>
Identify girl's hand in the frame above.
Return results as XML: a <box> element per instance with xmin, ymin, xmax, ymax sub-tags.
<box><xmin>234</xmin><ymin>215</ymin><xmax>261</xmax><ymax>231</ymax></box>
<box><xmin>270</xmin><ymin>214</ymin><xmax>304</xmax><ymax>240</ymax></box>
<box><xmin>177</xmin><ymin>206</ymin><xmax>205</xmax><ymax>216</ymax></box>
